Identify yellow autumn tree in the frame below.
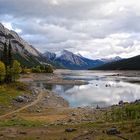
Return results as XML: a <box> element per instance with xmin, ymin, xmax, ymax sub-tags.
<box><xmin>12</xmin><ymin>60</ymin><xmax>22</xmax><ymax>81</ymax></box>
<box><xmin>0</xmin><ymin>61</ymin><xmax>6</xmax><ymax>83</ymax></box>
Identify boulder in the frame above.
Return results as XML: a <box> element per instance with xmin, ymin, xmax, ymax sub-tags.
<box><xmin>106</xmin><ymin>127</ymin><xmax>120</xmax><ymax>135</ymax></box>
<box><xmin>14</xmin><ymin>95</ymin><xmax>31</xmax><ymax>103</ymax></box>
<box><xmin>14</xmin><ymin>96</ymin><xmax>25</xmax><ymax>102</ymax></box>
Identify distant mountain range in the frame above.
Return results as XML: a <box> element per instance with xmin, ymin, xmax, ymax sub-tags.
<box><xmin>92</xmin><ymin>55</ymin><xmax>140</xmax><ymax>70</ymax></box>
<box><xmin>3</xmin><ymin>22</ymin><xmax>137</xmax><ymax>70</ymax></box>
<box><xmin>43</xmin><ymin>50</ymin><xmax>122</xmax><ymax>70</ymax></box>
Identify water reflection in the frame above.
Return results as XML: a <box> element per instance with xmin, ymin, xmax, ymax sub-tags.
<box><xmin>50</xmin><ymin>80</ymin><xmax>140</xmax><ymax>107</ymax></box>
<box><xmin>40</xmin><ymin>71</ymin><xmax>140</xmax><ymax>107</ymax></box>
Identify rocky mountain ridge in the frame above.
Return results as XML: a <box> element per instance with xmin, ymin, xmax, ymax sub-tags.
<box><xmin>43</xmin><ymin>50</ymin><xmax>122</xmax><ymax>70</ymax></box>
<box><xmin>0</xmin><ymin>23</ymin><xmax>43</xmax><ymax>67</ymax></box>
<box><xmin>0</xmin><ymin>23</ymin><xmax>122</xmax><ymax>69</ymax></box>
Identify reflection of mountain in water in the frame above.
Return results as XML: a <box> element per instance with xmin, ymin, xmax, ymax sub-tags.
<box><xmin>35</xmin><ymin>71</ymin><xmax>140</xmax><ymax>108</ymax></box>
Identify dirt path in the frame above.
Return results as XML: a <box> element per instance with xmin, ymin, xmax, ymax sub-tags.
<box><xmin>0</xmin><ymin>89</ymin><xmax>44</xmax><ymax>119</ymax></box>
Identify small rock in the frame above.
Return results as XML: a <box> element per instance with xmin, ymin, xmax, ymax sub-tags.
<box><xmin>106</xmin><ymin>127</ymin><xmax>120</xmax><ymax>135</ymax></box>
<box><xmin>14</xmin><ymin>96</ymin><xmax>25</xmax><ymax>102</ymax></box>
<box><xmin>0</xmin><ymin>134</ymin><xmax>3</xmax><ymax>136</ymax></box>
<box><xmin>63</xmin><ymin>122</ymin><xmax>68</xmax><ymax>125</ymax></box>
<box><xmin>119</xmin><ymin>100</ymin><xmax>124</xmax><ymax>106</ymax></box>
<box><xmin>68</xmin><ymin>119</ymin><xmax>72</xmax><ymax>122</ymax></box>
<box><xmin>19</xmin><ymin>131</ymin><xmax>27</xmax><ymax>135</ymax></box>
<box><xmin>71</xmin><ymin>113</ymin><xmax>76</xmax><ymax>116</ymax></box>
<box><xmin>83</xmin><ymin>131</ymin><xmax>88</xmax><ymax>134</ymax></box>
<box><xmin>36</xmin><ymin>110</ymin><xmax>41</xmax><ymax>113</ymax></box>
<box><xmin>65</xmin><ymin>128</ymin><xmax>77</xmax><ymax>132</ymax></box>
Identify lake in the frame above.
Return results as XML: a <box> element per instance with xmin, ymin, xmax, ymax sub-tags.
<box><xmin>39</xmin><ymin>70</ymin><xmax>140</xmax><ymax>108</ymax></box>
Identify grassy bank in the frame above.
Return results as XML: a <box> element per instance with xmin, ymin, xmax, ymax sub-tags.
<box><xmin>0</xmin><ymin>82</ymin><xmax>30</xmax><ymax>115</ymax></box>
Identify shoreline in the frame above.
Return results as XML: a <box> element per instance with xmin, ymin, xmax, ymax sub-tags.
<box><xmin>20</xmin><ymin>72</ymin><xmax>88</xmax><ymax>85</ymax></box>
<box><xmin>0</xmin><ymin>70</ymin><xmax>139</xmax><ymax>139</ymax></box>
<box><xmin>19</xmin><ymin>70</ymin><xmax>140</xmax><ymax>109</ymax></box>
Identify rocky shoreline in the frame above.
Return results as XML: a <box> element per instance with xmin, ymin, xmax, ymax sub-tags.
<box><xmin>20</xmin><ymin>72</ymin><xmax>88</xmax><ymax>85</ymax></box>
<box><xmin>19</xmin><ymin>71</ymin><xmax>140</xmax><ymax>110</ymax></box>
<box><xmin>0</xmin><ymin>70</ymin><xmax>140</xmax><ymax>140</ymax></box>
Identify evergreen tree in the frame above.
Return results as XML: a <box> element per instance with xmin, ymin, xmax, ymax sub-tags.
<box><xmin>8</xmin><ymin>42</ymin><xmax>13</xmax><ymax>67</ymax></box>
<box><xmin>3</xmin><ymin>42</ymin><xmax>8</xmax><ymax>66</ymax></box>
<box><xmin>6</xmin><ymin>42</ymin><xmax>13</xmax><ymax>82</ymax></box>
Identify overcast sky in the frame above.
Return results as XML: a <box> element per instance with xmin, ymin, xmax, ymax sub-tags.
<box><xmin>0</xmin><ymin>0</ymin><xmax>140</xmax><ymax>59</ymax></box>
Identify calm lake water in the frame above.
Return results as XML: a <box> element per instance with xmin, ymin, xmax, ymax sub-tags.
<box><xmin>39</xmin><ymin>70</ymin><xmax>140</xmax><ymax>107</ymax></box>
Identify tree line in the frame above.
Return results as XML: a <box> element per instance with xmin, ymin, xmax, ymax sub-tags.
<box><xmin>0</xmin><ymin>41</ymin><xmax>21</xmax><ymax>83</ymax></box>
<box><xmin>0</xmin><ymin>41</ymin><xmax>54</xmax><ymax>83</ymax></box>
<box><xmin>22</xmin><ymin>65</ymin><xmax>53</xmax><ymax>74</ymax></box>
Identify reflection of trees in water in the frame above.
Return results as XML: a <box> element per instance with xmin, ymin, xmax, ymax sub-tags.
<box><xmin>63</xmin><ymin>85</ymin><xmax>75</xmax><ymax>92</ymax></box>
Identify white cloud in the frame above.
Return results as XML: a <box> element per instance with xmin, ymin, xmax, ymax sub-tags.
<box><xmin>2</xmin><ymin>22</ymin><xmax>13</xmax><ymax>30</ymax></box>
<box><xmin>0</xmin><ymin>0</ymin><xmax>140</xmax><ymax>59</ymax></box>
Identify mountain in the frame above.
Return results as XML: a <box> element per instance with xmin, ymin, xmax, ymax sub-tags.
<box><xmin>55</xmin><ymin>50</ymin><xmax>106</xmax><ymax>70</ymax></box>
<box><xmin>43</xmin><ymin>50</ymin><xmax>106</xmax><ymax>70</ymax></box>
<box><xmin>101</xmin><ymin>56</ymin><xmax>122</xmax><ymax>63</ymax></box>
<box><xmin>92</xmin><ymin>55</ymin><xmax>140</xmax><ymax>70</ymax></box>
<box><xmin>0</xmin><ymin>23</ymin><xmax>44</xmax><ymax>67</ymax></box>
<box><xmin>43</xmin><ymin>51</ymin><xmax>56</xmax><ymax>61</ymax></box>
<box><xmin>0</xmin><ymin>23</ymin><xmax>123</xmax><ymax>70</ymax></box>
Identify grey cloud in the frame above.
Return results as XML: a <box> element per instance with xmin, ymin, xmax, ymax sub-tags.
<box><xmin>0</xmin><ymin>0</ymin><xmax>111</xmax><ymax>19</ymax></box>
<box><xmin>0</xmin><ymin>0</ymin><xmax>140</xmax><ymax>58</ymax></box>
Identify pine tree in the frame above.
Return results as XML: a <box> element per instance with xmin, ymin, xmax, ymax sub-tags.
<box><xmin>7</xmin><ymin>42</ymin><xmax>13</xmax><ymax>82</ymax></box>
<box><xmin>8</xmin><ymin>42</ymin><xmax>13</xmax><ymax>67</ymax></box>
<box><xmin>3</xmin><ymin>42</ymin><xmax>8</xmax><ymax>66</ymax></box>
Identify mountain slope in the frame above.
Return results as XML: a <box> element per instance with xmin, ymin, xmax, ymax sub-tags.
<box><xmin>92</xmin><ymin>55</ymin><xmax>140</xmax><ymax>70</ymax></box>
<box><xmin>43</xmin><ymin>50</ymin><xmax>105</xmax><ymax>70</ymax></box>
<box><xmin>101</xmin><ymin>56</ymin><xmax>122</xmax><ymax>63</ymax></box>
<box><xmin>43</xmin><ymin>51</ymin><xmax>56</xmax><ymax>61</ymax></box>
<box><xmin>0</xmin><ymin>23</ymin><xmax>44</xmax><ymax>67</ymax></box>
